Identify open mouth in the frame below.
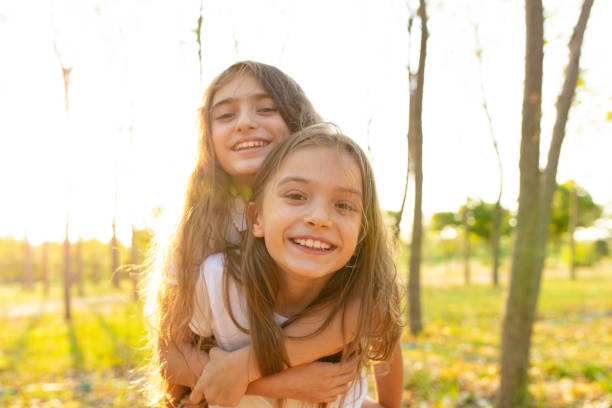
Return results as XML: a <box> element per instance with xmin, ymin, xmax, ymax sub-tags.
<box><xmin>232</xmin><ymin>139</ymin><xmax>269</xmax><ymax>152</ymax></box>
<box><xmin>290</xmin><ymin>237</ymin><xmax>336</xmax><ymax>252</ymax></box>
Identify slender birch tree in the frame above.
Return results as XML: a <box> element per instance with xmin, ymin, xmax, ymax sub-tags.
<box><xmin>498</xmin><ymin>0</ymin><xmax>595</xmax><ymax>405</ymax></box>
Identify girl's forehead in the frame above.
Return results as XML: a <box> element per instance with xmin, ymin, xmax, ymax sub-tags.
<box><xmin>274</xmin><ymin>145</ymin><xmax>363</xmax><ymax>190</ymax></box>
<box><xmin>212</xmin><ymin>73</ymin><xmax>267</xmax><ymax>105</ymax></box>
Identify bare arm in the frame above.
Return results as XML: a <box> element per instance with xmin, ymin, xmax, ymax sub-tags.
<box><xmin>281</xmin><ymin>296</ymin><xmax>361</xmax><ymax>366</ymax></box>
<box><xmin>365</xmin><ymin>341</ymin><xmax>404</xmax><ymax>408</ymax></box>
<box><xmin>161</xmin><ymin>340</ymin><xmax>209</xmax><ymax>389</ymax></box>
<box><xmin>187</xmin><ymin>297</ymin><xmax>362</xmax><ymax>405</ymax></box>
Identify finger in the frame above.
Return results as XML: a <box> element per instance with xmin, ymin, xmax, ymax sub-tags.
<box><xmin>209</xmin><ymin>346</ymin><xmax>222</xmax><ymax>359</ymax></box>
<box><xmin>317</xmin><ymin>384</ymin><xmax>350</xmax><ymax>403</ymax></box>
<box><xmin>337</xmin><ymin>357</ymin><xmax>359</xmax><ymax>374</ymax></box>
<box><xmin>189</xmin><ymin>382</ymin><xmax>204</xmax><ymax>404</ymax></box>
<box><xmin>329</xmin><ymin>371</ymin><xmax>357</xmax><ymax>387</ymax></box>
<box><xmin>330</xmin><ymin>382</ymin><xmax>351</xmax><ymax>397</ymax></box>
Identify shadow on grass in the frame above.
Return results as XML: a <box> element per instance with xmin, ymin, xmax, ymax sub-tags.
<box><xmin>4</xmin><ymin>314</ymin><xmax>41</xmax><ymax>369</ymax></box>
<box><xmin>92</xmin><ymin>311</ymin><xmax>131</xmax><ymax>368</ymax></box>
<box><xmin>67</xmin><ymin>321</ymin><xmax>84</xmax><ymax>371</ymax></box>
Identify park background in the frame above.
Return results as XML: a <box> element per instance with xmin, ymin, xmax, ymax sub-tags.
<box><xmin>0</xmin><ymin>0</ymin><xmax>611</xmax><ymax>407</ymax></box>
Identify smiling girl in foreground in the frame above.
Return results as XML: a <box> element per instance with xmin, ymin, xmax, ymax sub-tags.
<box><xmin>142</xmin><ymin>62</ymin><xmax>386</xmax><ymax>407</ymax></box>
<box><xmin>188</xmin><ymin>123</ymin><xmax>403</xmax><ymax>407</ymax></box>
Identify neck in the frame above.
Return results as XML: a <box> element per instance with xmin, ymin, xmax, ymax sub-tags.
<box><xmin>231</xmin><ymin>175</ymin><xmax>255</xmax><ymax>192</ymax></box>
<box><xmin>230</xmin><ymin>182</ymin><xmax>253</xmax><ymax>201</ymax></box>
<box><xmin>274</xmin><ymin>274</ymin><xmax>330</xmax><ymax>318</ymax></box>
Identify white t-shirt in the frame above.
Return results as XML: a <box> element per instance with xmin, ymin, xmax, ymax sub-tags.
<box><xmin>165</xmin><ymin>198</ymin><xmax>247</xmax><ymax>285</ymax></box>
<box><xmin>189</xmin><ymin>253</ymin><xmax>367</xmax><ymax>408</ymax></box>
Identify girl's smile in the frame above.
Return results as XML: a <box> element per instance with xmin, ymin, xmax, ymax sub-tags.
<box><xmin>211</xmin><ymin>74</ymin><xmax>291</xmax><ymax>187</ymax></box>
<box><xmin>251</xmin><ymin>145</ymin><xmax>363</xmax><ymax>311</ymax></box>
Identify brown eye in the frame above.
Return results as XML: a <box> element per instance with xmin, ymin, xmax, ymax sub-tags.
<box><xmin>215</xmin><ymin>112</ymin><xmax>234</xmax><ymax>120</ymax></box>
<box><xmin>336</xmin><ymin>201</ymin><xmax>357</xmax><ymax>212</ymax></box>
<box><xmin>285</xmin><ymin>192</ymin><xmax>306</xmax><ymax>201</ymax></box>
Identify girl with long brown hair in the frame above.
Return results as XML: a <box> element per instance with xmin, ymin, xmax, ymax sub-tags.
<box><xmin>141</xmin><ymin>62</ymin><xmax>380</xmax><ymax>406</ymax></box>
<box><xmin>187</xmin><ymin>123</ymin><xmax>403</xmax><ymax>407</ymax></box>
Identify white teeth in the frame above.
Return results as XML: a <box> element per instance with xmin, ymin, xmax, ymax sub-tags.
<box><xmin>234</xmin><ymin>140</ymin><xmax>267</xmax><ymax>150</ymax></box>
<box><xmin>294</xmin><ymin>238</ymin><xmax>331</xmax><ymax>250</ymax></box>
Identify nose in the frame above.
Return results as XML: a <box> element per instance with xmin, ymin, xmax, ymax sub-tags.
<box><xmin>235</xmin><ymin>108</ymin><xmax>258</xmax><ymax>133</ymax></box>
<box><xmin>304</xmin><ymin>202</ymin><xmax>331</xmax><ymax>229</ymax></box>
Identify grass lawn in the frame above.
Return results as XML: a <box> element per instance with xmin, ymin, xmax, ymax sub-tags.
<box><xmin>1</xmin><ymin>265</ymin><xmax>611</xmax><ymax>407</ymax></box>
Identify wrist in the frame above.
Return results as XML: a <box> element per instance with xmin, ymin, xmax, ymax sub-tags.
<box><xmin>234</xmin><ymin>346</ymin><xmax>262</xmax><ymax>383</ymax></box>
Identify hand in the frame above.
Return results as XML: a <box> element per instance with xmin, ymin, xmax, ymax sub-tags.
<box><xmin>248</xmin><ymin>353</ymin><xmax>360</xmax><ymax>403</ymax></box>
<box><xmin>189</xmin><ymin>347</ymin><xmax>251</xmax><ymax>406</ymax></box>
<box><xmin>280</xmin><ymin>358</ymin><xmax>359</xmax><ymax>403</ymax></box>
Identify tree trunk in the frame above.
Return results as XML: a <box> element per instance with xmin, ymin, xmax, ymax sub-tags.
<box><xmin>111</xmin><ymin>216</ymin><xmax>120</xmax><ymax>287</ymax></box>
<box><xmin>462</xmin><ymin>205</ymin><xmax>471</xmax><ymax>285</ymax></box>
<box><xmin>42</xmin><ymin>241</ymin><xmax>49</xmax><ymax>296</ymax></box>
<box><xmin>75</xmin><ymin>238</ymin><xmax>84</xmax><ymax>296</ymax></box>
<box><xmin>22</xmin><ymin>236</ymin><xmax>34</xmax><ymax>289</ymax></box>
<box><xmin>196</xmin><ymin>0</ymin><xmax>205</xmax><ymax>89</ymax></box>
<box><xmin>63</xmin><ymin>218</ymin><xmax>72</xmax><ymax>321</ymax></box>
<box><xmin>55</xmin><ymin>41</ymin><xmax>72</xmax><ymax>321</ymax></box>
<box><xmin>491</xmin><ymin>200</ymin><xmax>501</xmax><ymax>286</ymax></box>
<box><xmin>569</xmin><ymin>183</ymin><xmax>578</xmax><ymax>279</ymax></box>
<box><xmin>473</xmin><ymin>22</ymin><xmax>504</xmax><ymax>287</ymax></box>
<box><xmin>498</xmin><ymin>0</ymin><xmax>593</xmax><ymax>406</ymax></box>
<box><xmin>407</xmin><ymin>0</ymin><xmax>428</xmax><ymax>336</ymax></box>
<box><xmin>131</xmin><ymin>225</ymin><xmax>139</xmax><ymax>300</ymax></box>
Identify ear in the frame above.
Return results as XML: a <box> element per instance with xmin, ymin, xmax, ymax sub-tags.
<box><xmin>247</xmin><ymin>202</ymin><xmax>265</xmax><ymax>237</ymax></box>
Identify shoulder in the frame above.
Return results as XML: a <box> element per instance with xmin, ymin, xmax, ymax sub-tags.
<box><xmin>202</xmin><ymin>252</ymin><xmax>225</xmax><ymax>273</ymax></box>
<box><xmin>197</xmin><ymin>252</ymin><xmax>227</xmax><ymax>293</ymax></box>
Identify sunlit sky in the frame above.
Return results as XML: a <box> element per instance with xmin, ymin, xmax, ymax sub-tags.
<box><xmin>1</xmin><ymin>0</ymin><xmax>611</xmax><ymax>245</ymax></box>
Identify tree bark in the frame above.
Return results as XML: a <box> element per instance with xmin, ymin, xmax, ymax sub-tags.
<box><xmin>22</xmin><ymin>236</ymin><xmax>34</xmax><ymax>289</ymax></box>
<box><xmin>42</xmin><ymin>241</ymin><xmax>49</xmax><ymax>296</ymax></box>
<box><xmin>473</xmin><ymin>22</ymin><xmax>504</xmax><ymax>286</ymax></box>
<box><xmin>196</xmin><ymin>0</ymin><xmax>205</xmax><ymax>89</ymax></box>
<box><xmin>131</xmin><ymin>225</ymin><xmax>139</xmax><ymax>300</ymax></box>
<box><xmin>75</xmin><ymin>238</ymin><xmax>84</xmax><ymax>296</ymax></box>
<box><xmin>111</xmin><ymin>216</ymin><xmax>120</xmax><ymax>287</ymax></box>
<box><xmin>491</xmin><ymin>201</ymin><xmax>501</xmax><ymax>286</ymax></box>
<box><xmin>407</xmin><ymin>0</ymin><xmax>428</xmax><ymax>336</ymax></box>
<box><xmin>498</xmin><ymin>0</ymin><xmax>593</xmax><ymax>406</ymax></box>
<box><xmin>54</xmin><ymin>40</ymin><xmax>72</xmax><ymax>321</ymax></box>
<box><xmin>462</xmin><ymin>204</ymin><xmax>471</xmax><ymax>285</ymax></box>
<box><xmin>569</xmin><ymin>184</ymin><xmax>578</xmax><ymax>279</ymax></box>
<box><xmin>63</xmin><ymin>217</ymin><xmax>72</xmax><ymax>321</ymax></box>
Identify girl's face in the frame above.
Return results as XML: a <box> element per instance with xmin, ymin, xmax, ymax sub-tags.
<box><xmin>252</xmin><ymin>146</ymin><xmax>363</xmax><ymax>289</ymax></box>
<box><xmin>210</xmin><ymin>74</ymin><xmax>291</xmax><ymax>187</ymax></box>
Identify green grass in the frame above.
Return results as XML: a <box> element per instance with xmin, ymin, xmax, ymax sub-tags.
<box><xmin>0</xmin><ymin>300</ymin><xmax>147</xmax><ymax>407</ymax></box>
<box><xmin>401</xmin><ymin>270</ymin><xmax>612</xmax><ymax>407</ymax></box>
<box><xmin>1</xmin><ymin>267</ymin><xmax>611</xmax><ymax>407</ymax></box>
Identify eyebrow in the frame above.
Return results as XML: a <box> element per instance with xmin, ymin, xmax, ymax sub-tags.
<box><xmin>211</xmin><ymin>93</ymin><xmax>272</xmax><ymax>111</ymax></box>
<box><xmin>277</xmin><ymin>176</ymin><xmax>363</xmax><ymax>198</ymax></box>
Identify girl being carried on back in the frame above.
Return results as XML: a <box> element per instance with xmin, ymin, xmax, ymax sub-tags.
<box><xmin>141</xmin><ymin>61</ymin><xmax>402</xmax><ymax>407</ymax></box>
<box><xmin>188</xmin><ymin>123</ymin><xmax>403</xmax><ymax>407</ymax></box>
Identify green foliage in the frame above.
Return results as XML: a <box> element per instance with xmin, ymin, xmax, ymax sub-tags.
<box><xmin>0</xmin><ymin>228</ymin><xmax>153</xmax><ymax>285</ymax></box>
<box><xmin>430</xmin><ymin>200</ymin><xmax>513</xmax><ymax>243</ymax></box>
<box><xmin>561</xmin><ymin>241</ymin><xmax>601</xmax><ymax>267</ymax></box>
<box><xmin>550</xmin><ymin>181</ymin><xmax>602</xmax><ymax>238</ymax></box>
<box><xmin>464</xmin><ymin>199</ymin><xmax>512</xmax><ymax>242</ymax></box>
<box><xmin>430</xmin><ymin>211</ymin><xmax>460</xmax><ymax>232</ymax></box>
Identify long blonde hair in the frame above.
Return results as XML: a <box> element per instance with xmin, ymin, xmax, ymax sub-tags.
<box><xmin>226</xmin><ymin>123</ymin><xmax>402</xmax><ymax>382</ymax></box>
<box><xmin>140</xmin><ymin>61</ymin><xmax>321</xmax><ymax>405</ymax></box>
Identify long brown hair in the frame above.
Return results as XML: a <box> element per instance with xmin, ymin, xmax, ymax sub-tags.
<box><xmin>140</xmin><ymin>61</ymin><xmax>321</xmax><ymax>405</ymax></box>
<box><xmin>227</xmin><ymin>123</ymin><xmax>402</xmax><ymax>382</ymax></box>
